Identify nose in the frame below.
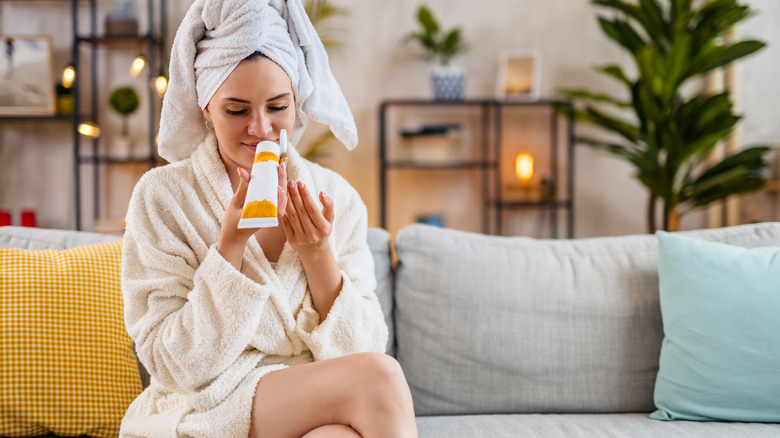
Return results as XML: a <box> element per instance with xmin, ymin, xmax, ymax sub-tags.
<box><xmin>247</xmin><ymin>110</ymin><xmax>273</xmax><ymax>138</ymax></box>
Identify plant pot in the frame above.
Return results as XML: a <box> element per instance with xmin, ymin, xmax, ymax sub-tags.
<box><xmin>112</xmin><ymin>134</ymin><xmax>133</xmax><ymax>159</ymax></box>
<box><xmin>56</xmin><ymin>95</ymin><xmax>74</xmax><ymax>115</ymax></box>
<box><xmin>431</xmin><ymin>66</ymin><xmax>466</xmax><ymax>101</ymax></box>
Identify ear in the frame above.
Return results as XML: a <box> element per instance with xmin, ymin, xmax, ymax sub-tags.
<box><xmin>202</xmin><ymin>106</ymin><xmax>212</xmax><ymax>122</ymax></box>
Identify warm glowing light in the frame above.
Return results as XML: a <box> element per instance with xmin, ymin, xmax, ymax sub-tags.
<box><xmin>130</xmin><ymin>55</ymin><xmax>146</xmax><ymax>77</ymax></box>
<box><xmin>62</xmin><ymin>65</ymin><xmax>75</xmax><ymax>88</ymax></box>
<box><xmin>515</xmin><ymin>153</ymin><xmax>533</xmax><ymax>182</ymax></box>
<box><xmin>154</xmin><ymin>75</ymin><xmax>168</xmax><ymax>97</ymax></box>
<box><xmin>78</xmin><ymin>123</ymin><xmax>101</xmax><ymax>138</ymax></box>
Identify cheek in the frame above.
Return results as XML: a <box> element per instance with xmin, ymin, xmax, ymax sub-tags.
<box><xmin>279</xmin><ymin>110</ymin><xmax>296</xmax><ymax>130</ymax></box>
<box><xmin>215</xmin><ymin>117</ymin><xmax>246</xmax><ymax>138</ymax></box>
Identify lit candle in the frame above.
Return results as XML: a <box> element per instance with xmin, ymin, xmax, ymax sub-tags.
<box><xmin>515</xmin><ymin>153</ymin><xmax>533</xmax><ymax>183</ymax></box>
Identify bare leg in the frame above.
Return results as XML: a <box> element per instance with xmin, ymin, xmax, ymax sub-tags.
<box><xmin>249</xmin><ymin>352</ymin><xmax>417</xmax><ymax>438</ymax></box>
<box><xmin>301</xmin><ymin>425</ymin><xmax>362</xmax><ymax>438</ymax></box>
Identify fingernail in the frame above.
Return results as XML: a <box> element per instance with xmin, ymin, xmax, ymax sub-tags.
<box><xmin>288</xmin><ymin>180</ymin><xmax>294</xmax><ymax>188</ymax></box>
<box><xmin>321</xmin><ymin>192</ymin><xmax>329</xmax><ymax>200</ymax></box>
<box><xmin>298</xmin><ymin>181</ymin><xmax>305</xmax><ymax>189</ymax></box>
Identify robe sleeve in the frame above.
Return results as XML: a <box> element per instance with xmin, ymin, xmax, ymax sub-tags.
<box><xmin>293</xmin><ymin>184</ymin><xmax>389</xmax><ymax>360</ymax></box>
<box><xmin>122</xmin><ymin>173</ymin><xmax>274</xmax><ymax>393</ymax></box>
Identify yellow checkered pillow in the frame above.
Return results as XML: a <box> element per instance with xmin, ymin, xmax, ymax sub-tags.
<box><xmin>0</xmin><ymin>241</ymin><xmax>141</xmax><ymax>438</ymax></box>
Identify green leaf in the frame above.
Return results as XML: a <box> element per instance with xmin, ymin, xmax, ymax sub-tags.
<box><xmin>639</xmin><ymin>0</ymin><xmax>670</xmax><ymax>43</ymax></box>
<box><xmin>689</xmin><ymin>40</ymin><xmax>766</xmax><ymax>75</ymax></box>
<box><xmin>661</xmin><ymin>32</ymin><xmax>691</xmax><ymax>102</ymax></box>
<box><xmin>694</xmin><ymin>146</ymin><xmax>769</xmax><ymax>182</ymax></box>
<box><xmin>557</xmin><ymin>88</ymin><xmax>631</xmax><ymax>108</ymax></box>
<box><xmin>585</xmin><ymin>105</ymin><xmax>641</xmax><ymax>143</ymax></box>
<box><xmin>417</xmin><ymin>6</ymin><xmax>439</xmax><ymax>36</ymax></box>
<box><xmin>594</xmin><ymin>64</ymin><xmax>633</xmax><ymax>87</ymax></box>
<box><xmin>598</xmin><ymin>17</ymin><xmax>647</xmax><ymax>53</ymax></box>
<box><xmin>575</xmin><ymin>136</ymin><xmax>637</xmax><ymax>157</ymax></box>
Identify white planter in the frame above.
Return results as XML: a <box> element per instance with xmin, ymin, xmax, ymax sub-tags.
<box><xmin>431</xmin><ymin>66</ymin><xmax>466</xmax><ymax>101</ymax></box>
<box><xmin>112</xmin><ymin>134</ymin><xmax>133</xmax><ymax>159</ymax></box>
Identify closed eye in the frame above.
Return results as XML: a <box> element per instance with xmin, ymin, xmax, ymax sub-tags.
<box><xmin>225</xmin><ymin>108</ymin><xmax>247</xmax><ymax>116</ymax></box>
<box><xmin>270</xmin><ymin>104</ymin><xmax>289</xmax><ymax>112</ymax></box>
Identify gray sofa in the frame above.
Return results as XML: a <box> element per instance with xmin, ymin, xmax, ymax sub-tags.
<box><xmin>2</xmin><ymin>223</ymin><xmax>780</xmax><ymax>437</ymax></box>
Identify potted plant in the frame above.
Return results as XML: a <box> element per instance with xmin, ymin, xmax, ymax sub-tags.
<box><xmin>561</xmin><ymin>0</ymin><xmax>769</xmax><ymax>232</ymax></box>
<box><xmin>405</xmin><ymin>5</ymin><xmax>469</xmax><ymax>101</ymax></box>
<box><xmin>55</xmin><ymin>82</ymin><xmax>73</xmax><ymax>116</ymax></box>
<box><xmin>108</xmin><ymin>85</ymin><xmax>140</xmax><ymax>158</ymax></box>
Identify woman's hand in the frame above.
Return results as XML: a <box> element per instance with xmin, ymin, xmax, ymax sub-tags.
<box><xmin>217</xmin><ymin>159</ymin><xmax>288</xmax><ymax>270</ymax></box>
<box><xmin>281</xmin><ymin>180</ymin><xmax>334</xmax><ymax>253</ymax></box>
<box><xmin>282</xmin><ymin>180</ymin><xmax>342</xmax><ymax>319</ymax></box>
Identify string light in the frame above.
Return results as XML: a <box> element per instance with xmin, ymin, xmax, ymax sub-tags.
<box><xmin>62</xmin><ymin>65</ymin><xmax>76</xmax><ymax>88</ymax></box>
<box><xmin>78</xmin><ymin>123</ymin><xmax>101</xmax><ymax>138</ymax></box>
<box><xmin>154</xmin><ymin>74</ymin><xmax>168</xmax><ymax>98</ymax></box>
<box><xmin>130</xmin><ymin>55</ymin><xmax>146</xmax><ymax>77</ymax></box>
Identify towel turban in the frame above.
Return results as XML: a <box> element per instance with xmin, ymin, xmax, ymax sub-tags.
<box><xmin>158</xmin><ymin>0</ymin><xmax>358</xmax><ymax>162</ymax></box>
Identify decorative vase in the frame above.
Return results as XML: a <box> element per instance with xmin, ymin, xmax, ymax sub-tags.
<box><xmin>112</xmin><ymin>134</ymin><xmax>133</xmax><ymax>159</ymax></box>
<box><xmin>431</xmin><ymin>65</ymin><xmax>466</xmax><ymax>101</ymax></box>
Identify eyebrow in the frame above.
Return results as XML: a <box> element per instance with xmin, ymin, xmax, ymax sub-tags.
<box><xmin>222</xmin><ymin>93</ymin><xmax>291</xmax><ymax>104</ymax></box>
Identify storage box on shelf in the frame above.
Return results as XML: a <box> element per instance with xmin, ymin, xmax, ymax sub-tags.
<box><xmin>379</xmin><ymin>98</ymin><xmax>574</xmax><ymax>238</ymax></box>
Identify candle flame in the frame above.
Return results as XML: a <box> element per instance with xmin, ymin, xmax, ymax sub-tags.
<box><xmin>515</xmin><ymin>153</ymin><xmax>533</xmax><ymax>182</ymax></box>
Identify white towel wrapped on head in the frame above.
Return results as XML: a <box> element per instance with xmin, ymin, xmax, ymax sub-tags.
<box><xmin>159</xmin><ymin>0</ymin><xmax>358</xmax><ymax>163</ymax></box>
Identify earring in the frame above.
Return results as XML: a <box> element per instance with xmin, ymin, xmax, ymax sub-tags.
<box><xmin>205</xmin><ymin>120</ymin><xmax>214</xmax><ymax>131</ymax></box>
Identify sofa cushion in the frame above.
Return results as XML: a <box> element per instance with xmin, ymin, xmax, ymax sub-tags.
<box><xmin>367</xmin><ymin>228</ymin><xmax>394</xmax><ymax>355</ymax></box>
<box><xmin>416</xmin><ymin>413</ymin><xmax>780</xmax><ymax>438</ymax></box>
<box><xmin>393</xmin><ymin>222</ymin><xmax>780</xmax><ymax>416</ymax></box>
<box><xmin>0</xmin><ymin>241</ymin><xmax>142</xmax><ymax>438</ymax></box>
<box><xmin>651</xmin><ymin>231</ymin><xmax>780</xmax><ymax>422</ymax></box>
<box><xmin>0</xmin><ymin>226</ymin><xmax>120</xmax><ymax>250</ymax></box>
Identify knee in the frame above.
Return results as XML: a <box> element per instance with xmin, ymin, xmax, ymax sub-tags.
<box><xmin>352</xmin><ymin>353</ymin><xmax>412</xmax><ymax>408</ymax></box>
<box><xmin>356</xmin><ymin>353</ymin><xmax>405</xmax><ymax>387</ymax></box>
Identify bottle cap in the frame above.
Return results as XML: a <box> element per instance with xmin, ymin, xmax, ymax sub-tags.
<box><xmin>280</xmin><ymin>129</ymin><xmax>287</xmax><ymax>154</ymax></box>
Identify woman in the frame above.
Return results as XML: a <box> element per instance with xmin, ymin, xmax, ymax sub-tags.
<box><xmin>119</xmin><ymin>1</ymin><xmax>417</xmax><ymax>437</ymax></box>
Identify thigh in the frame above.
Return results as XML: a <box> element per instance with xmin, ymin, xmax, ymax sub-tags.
<box><xmin>301</xmin><ymin>425</ymin><xmax>361</xmax><ymax>438</ymax></box>
<box><xmin>249</xmin><ymin>352</ymin><xmax>395</xmax><ymax>438</ymax></box>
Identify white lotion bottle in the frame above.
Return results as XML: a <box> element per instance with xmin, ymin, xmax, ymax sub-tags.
<box><xmin>238</xmin><ymin>129</ymin><xmax>288</xmax><ymax>228</ymax></box>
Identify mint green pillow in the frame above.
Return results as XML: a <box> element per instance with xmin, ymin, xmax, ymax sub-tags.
<box><xmin>651</xmin><ymin>231</ymin><xmax>780</xmax><ymax>422</ymax></box>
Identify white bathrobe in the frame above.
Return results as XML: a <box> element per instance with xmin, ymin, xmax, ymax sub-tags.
<box><xmin>119</xmin><ymin>134</ymin><xmax>388</xmax><ymax>438</ymax></box>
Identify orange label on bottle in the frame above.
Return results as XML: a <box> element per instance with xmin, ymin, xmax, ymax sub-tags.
<box><xmin>254</xmin><ymin>151</ymin><xmax>280</xmax><ymax>164</ymax></box>
<box><xmin>241</xmin><ymin>199</ymin><xmax>277</xmax><ymax>219</ymax></box>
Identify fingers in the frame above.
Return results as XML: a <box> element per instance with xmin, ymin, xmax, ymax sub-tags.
<box><xmin>285</xmin><ymin>180</ymin><xmax>306</xmax><ymax>237</ymax></box>
<box><xmin>285</xmin><ymin>181</ymin><xmax>333</xmax><ymax>236</ymax></box>
<box><xmin>277</xmin><ymin>160</ymin><xmax>288</xmax><ymax>216</ymax></box>
<box><xmin>232</xmin><ymin>167</ymin><xmax>250</xmax><ymax>209</ymax></box>
<box><xmin>320</xmin><ymin>192</ymin><xmax>334</xmax><ymax>224</ymax></box>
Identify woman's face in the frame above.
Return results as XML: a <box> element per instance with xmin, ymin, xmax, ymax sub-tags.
<box><xmin>203</xmin><ymin>57</ymin><xmax>295</xmax><ymax>175</ymax></box>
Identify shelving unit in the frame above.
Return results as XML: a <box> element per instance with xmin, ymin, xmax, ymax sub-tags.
<box><xmin>0</xmin><ymin>0</ymin><xmax>166</xmax><ymax>231</ymax></box>
<box><xmin>379</xmin><ymin>98</ymin><xmax>574</xmax><ymax>238</ymax></box>
<box><xmin>72</xmin><ymin>0</ymin><xmax>167</xmax><ymax>231</ymax></box>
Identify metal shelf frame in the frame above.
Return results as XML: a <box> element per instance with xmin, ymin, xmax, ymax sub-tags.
<box><xmin>379</xmin><ymin>98</ymin><xmax>575</xmax><ymax>238</ymax></box>
<box><xmin>71</xmin><ymin>0</ymin><xmax>166</xmax><ymax>230</ymax></box>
